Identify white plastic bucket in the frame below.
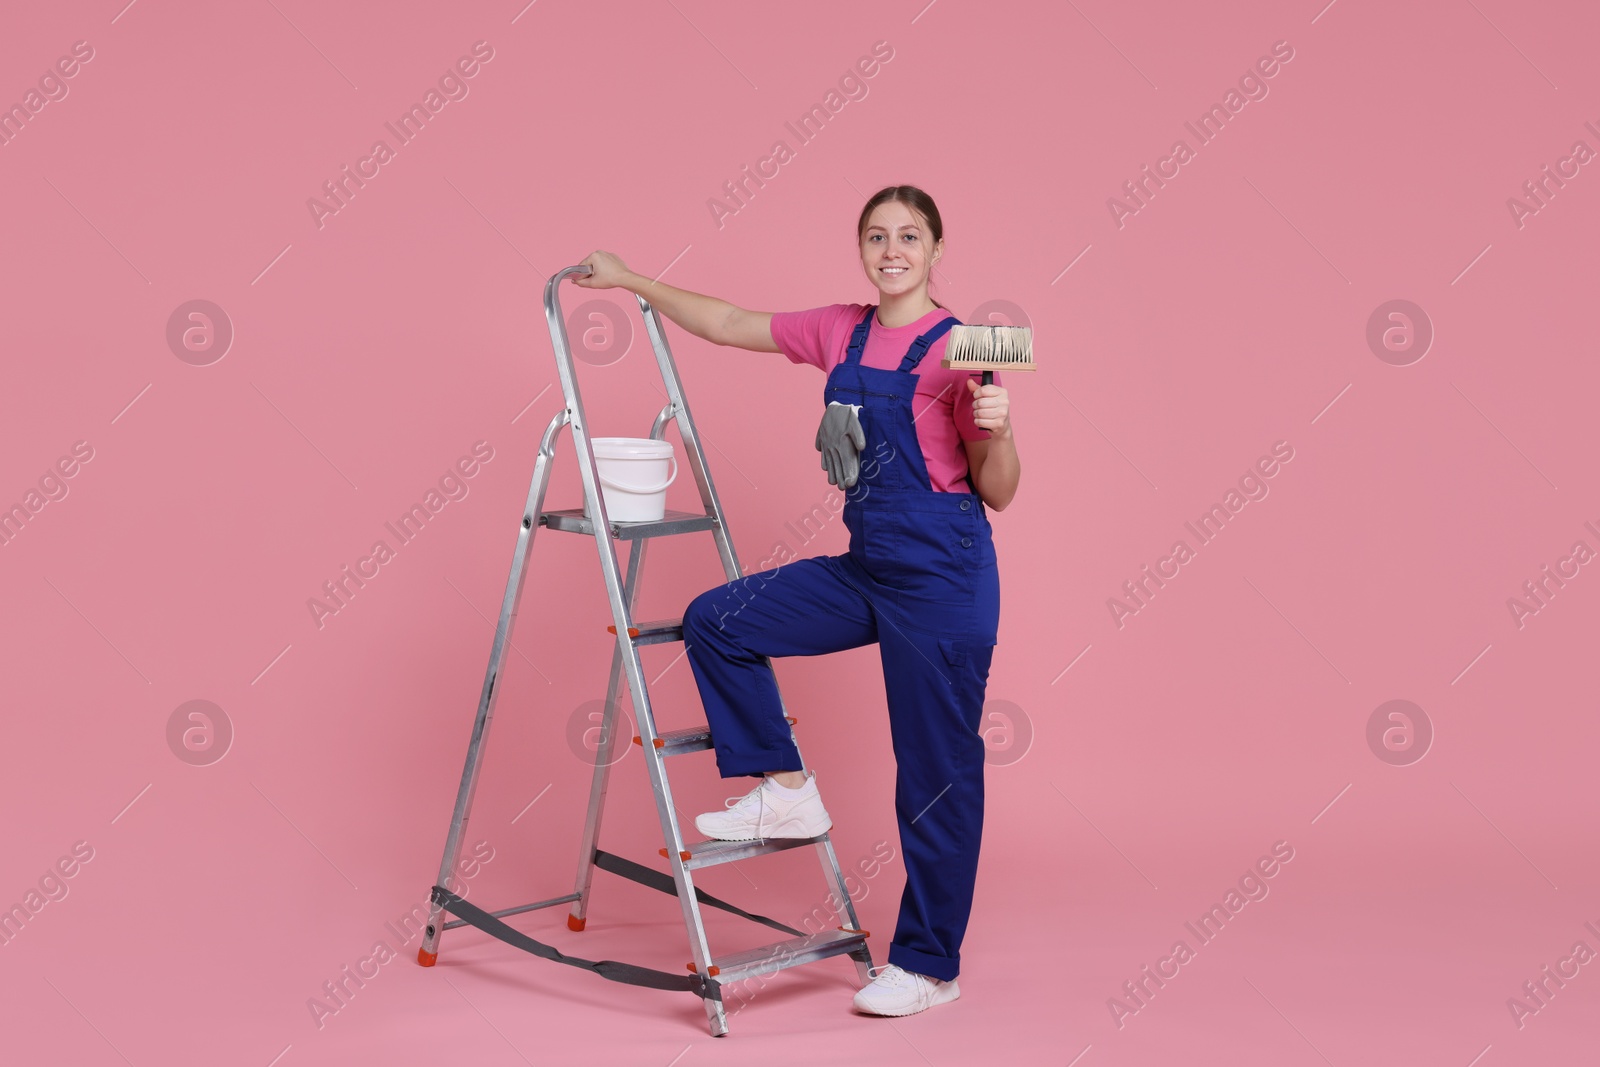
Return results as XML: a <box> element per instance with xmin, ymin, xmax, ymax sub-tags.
<box><xmin>585</xmin><ymin>437</ymin><xmax>678</xmax><ymax>522</ymax></box>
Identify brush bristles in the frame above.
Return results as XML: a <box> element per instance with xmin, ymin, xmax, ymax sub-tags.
<box><xmin>941</xmin><ymin>324</ymin><xmax>1036</xmax><ymax>371</ymax></box>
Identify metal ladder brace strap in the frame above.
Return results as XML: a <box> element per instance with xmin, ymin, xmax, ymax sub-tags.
<box><xmin>429</xmin><ymin>882</ymin><xmax>709</xmax><ymax>995</ymax></box>
<box><xmin>590</xmin><ymin>849</ymin><xmax>804</xmax><ymax>938</ymax></box>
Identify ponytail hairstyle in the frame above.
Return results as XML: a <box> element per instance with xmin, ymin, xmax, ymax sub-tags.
<box><xmin>857</xmin><ymin>185</ymin><xmax>947</xmax><ymax>311</ymax></box>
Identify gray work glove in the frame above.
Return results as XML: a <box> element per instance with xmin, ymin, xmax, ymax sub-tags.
<box><xmin>814</xmin><ymin>401</ymin><xmax>866</xmax><ymax>488</ymax></box>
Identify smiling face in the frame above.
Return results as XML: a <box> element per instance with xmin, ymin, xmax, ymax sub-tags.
<box><xmin>859</xmin><ymin>199</ymin><xmax>942</xmax><ymax>302</ymax></box>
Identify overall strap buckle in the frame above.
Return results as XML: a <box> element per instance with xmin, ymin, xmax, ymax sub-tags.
<box><xmin>897</xmin><ymin>314</ymin><xmax>963</xmax><ymax>373</ymax></box>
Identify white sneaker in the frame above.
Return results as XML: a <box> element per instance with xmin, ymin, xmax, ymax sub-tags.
<box><xmin>693</xmin><ymin>773</ymin><xmax>832</xmax><ymax>841</ymax></box>
<box><xmin>851</xmin><ymin>964</ymin><xmax>961</xmax><ymax>1016</ymax></box>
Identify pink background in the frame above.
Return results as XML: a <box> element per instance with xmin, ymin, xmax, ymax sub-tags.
<box><xmin>3</xmin><ymin>1</ymin><xmax>1598</xmax><ymax>1064</ymax></box>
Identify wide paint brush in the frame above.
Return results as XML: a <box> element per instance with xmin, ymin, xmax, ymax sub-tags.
<box><xmin>941</xmin><ymin>323</ymin><xmax>1036</xmax><ymax>386</ymax></box>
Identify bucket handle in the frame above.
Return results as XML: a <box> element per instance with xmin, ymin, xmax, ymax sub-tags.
<box><xmin>598</xmin><ymin>455</ymin><xmax>678</xmax><ymax>495</ymax></box>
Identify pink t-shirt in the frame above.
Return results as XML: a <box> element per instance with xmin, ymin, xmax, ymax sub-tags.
<box><xmin>770</xmin><ymin>303</ymin><xmax>1002</xmax><ymax>494</ymax></box>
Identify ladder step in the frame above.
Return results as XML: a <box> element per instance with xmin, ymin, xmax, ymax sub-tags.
<box><xmin>708</xmin><ymin>927</ymin><xmax>869</xmax><ymax>984</ymax></box>
<box><xmin>606</xmin><ymin>618</ymin><xmax>684</xmax><ymax>646</ymax></box>
<box><xmin>663</xmin><ymin>832</ymin><xmax>826</xmax><ymax>870</ymax></box>
<box><xmin>634</xmin><ymin>717</ymin><xmax>795</xmax><ymax>757</ymax></box>
<box><xmin>540</xmin><ymin>507</ymin><xmax>718</xmax><ymax>542</ymax></box>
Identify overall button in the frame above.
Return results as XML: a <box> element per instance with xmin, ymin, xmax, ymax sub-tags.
<box><xmin>961</xmin><ymin>536</ymin><xmax>973</xmax><ymax>548</ymax></box>
<box><xmin>960</xmin><ymin>499</ymin><xmax>971</xmax><ymax>510</ymax></box>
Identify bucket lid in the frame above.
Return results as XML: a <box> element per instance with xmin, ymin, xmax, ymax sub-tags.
<box><xmin>591</xmin><ymin>436</ymin><xmax>675</xmax><ymax>460</ymax></box>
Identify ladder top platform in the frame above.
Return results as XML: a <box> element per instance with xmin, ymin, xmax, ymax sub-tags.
<box><xmin>540</xmin><ymin>507</ymin><xmax>719</xmax><ymax>541</ymax></box>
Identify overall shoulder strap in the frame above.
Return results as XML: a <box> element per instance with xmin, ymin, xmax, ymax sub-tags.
<box><xmin>899</xmin><ymin>313</ymin><xmax>963</xmax><ymax>373</ymax></box>
<box><xmin>844</xmin><ymin>305</ymin><xmax>876</xmax><ymax>364</ymax></box>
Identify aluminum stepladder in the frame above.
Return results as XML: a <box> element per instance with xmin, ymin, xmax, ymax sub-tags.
<box><xmin>416</xmin><ymin>264</ymin><xmax>874</xmax><ymax>1036</ymax></box>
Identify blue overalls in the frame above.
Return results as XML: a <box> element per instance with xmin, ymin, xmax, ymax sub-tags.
<box><xmin>681</xmin><ymin>305</ymin><xmax>1001</xmax><ymax>982</ymax></box>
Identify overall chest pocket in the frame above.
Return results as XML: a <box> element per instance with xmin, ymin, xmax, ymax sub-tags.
<box><xmin>860</xmin><ymin>507</ymin><xmax>977</xmax><ymax>604</ymax></box>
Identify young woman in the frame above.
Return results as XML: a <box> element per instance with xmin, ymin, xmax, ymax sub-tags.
<box><xmin>571</xmin><ymin>185</ymin><xmax>1020</xmax><ymax>1017</ymax></box>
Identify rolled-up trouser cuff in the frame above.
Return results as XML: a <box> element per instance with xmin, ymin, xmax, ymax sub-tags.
<box><xmin>886</xmin><ymin>942</ymin><xmax>959</xmax><ymax>983</ymax></box>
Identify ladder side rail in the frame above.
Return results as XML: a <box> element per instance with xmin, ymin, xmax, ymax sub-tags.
<box><xmin>421</xmin><ymin>405</ymin><xmax>568</xmax><ymax>961</ymax></box>
<box><xmin>548</xmin><ymin>269</ymin><xmax>727</xmax><ymax>1034</ymax></box>
<box><xmin>636</xmin><ymin>296</ymin><xmax>744</xmax><ymax>583</ymax></box>
<box><xmin>636</xmin><ymin>294</ymin><xmax>876</xmax><ymax>966</ymax></box>
<box><xmin>543</xmin><ymin>270</ymin><xmax>653</xmax><ymax>717</ymax></box>
<box><xmin>636</xmin><ymin>291</ymin><xmax>871</xmax><ymax>980</ymax></box>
